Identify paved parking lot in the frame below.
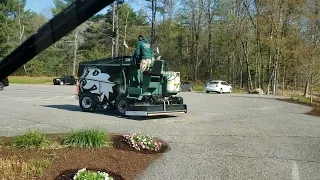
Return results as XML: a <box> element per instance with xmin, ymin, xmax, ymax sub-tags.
<box><xmin>0</xmin><ymin>84</ymin><xmax>76</xmax><ymax>102</ymax></box>
<box><xmin>1</xmin><ymin>84</ymin><xmax>320</xmax><ymax>180</ymax></box>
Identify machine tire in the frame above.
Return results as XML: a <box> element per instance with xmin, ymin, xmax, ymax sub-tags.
<box><xmin>115</xmin><ymin>97</ymin><xmax>131</xmax><ymax>116</ymax></box>
<box><xmin>220</xmin><ymin>88</ymin><xmax>223</xmax><ymax>94</ymax></box>
<box><xmin>60</xmin><ymin>81</ymin><xmax>64</xmax><ymax>85</ymax></box>
<box><xmin>79</xmin><ymin>92</ymin><xmax>98</xmax><ymax>112</ymax></box>
<box><xmin>0</xmin><ymin>82</ymin><xmax>4</xmax><ymax>91</ymax></box>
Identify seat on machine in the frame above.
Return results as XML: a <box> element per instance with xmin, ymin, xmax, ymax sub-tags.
<box><xmin>150</xmin><ymin>60</ymin><xmax>163</xmax><ymax>76</ymax></box>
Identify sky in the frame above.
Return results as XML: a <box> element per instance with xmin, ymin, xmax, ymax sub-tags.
<box><xmin>24</xmin><ymin>0</ymin><xmax>144</xmax><ymax>18</ymax></box>
<box><xmin>25</xmin><ymin>0</ymin><xmax>54</xmax><ymax>14</ymax></box>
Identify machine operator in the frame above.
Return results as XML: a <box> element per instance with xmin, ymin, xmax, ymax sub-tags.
<box><xmin>133</xmin><ymin>35</ymin><xmax>155</xmax><ymax>82</ymax></box>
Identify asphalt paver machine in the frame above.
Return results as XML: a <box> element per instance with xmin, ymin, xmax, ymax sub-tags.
<box><xmin>76</xmin><ymin>56</ymin><xmax>187</xmax><ymax>116</ymax></box>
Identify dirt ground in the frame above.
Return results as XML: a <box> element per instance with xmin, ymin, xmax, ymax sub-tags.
<box><xmin>0</xmin><ymin>134</ymin><xmax>168</xmax><ymax>180</ymax></box>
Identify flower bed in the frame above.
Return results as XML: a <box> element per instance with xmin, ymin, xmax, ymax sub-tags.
<box><xmin>73</xmin><ymin>168</ymin><xmax>114</xmax><ymax>180</ymax></box>
<box><xmin>122</xmin><ymin>133</ymin><xmax>162</xmax><ymax>151</ymax></box>
<box><xmin>55</xmin><ymin>167</ymin><xmax>123</xmax><ymax>180</ymax></box>
<box><xmin>0</xmin><ymin>131</ymin><xmax>168</xmax><ymax>180</ymax></box>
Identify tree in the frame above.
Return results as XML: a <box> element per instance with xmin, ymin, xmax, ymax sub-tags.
<box><xmin>301</xmin><ymin>0</ymin><xmax>320</xmax><ymax>102</ymax></box>
<box><xmin>51</xmin><ymin>0</ymin><xmax>89</xmax><ymax>76</ymax></box>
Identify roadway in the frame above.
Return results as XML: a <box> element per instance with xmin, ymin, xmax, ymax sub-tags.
<box><xmin>0</xmin><ymin>84</ymin><xmax>320</xmax><ymax>180</ymax></box>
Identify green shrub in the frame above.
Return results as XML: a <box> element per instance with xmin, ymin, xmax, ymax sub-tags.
<box><xmin>62</xmin><ymin>129</ymin><xmax>111</xmax><ymax>148</ymax></box>
<box><xmin>12</xmin><ymin>131</ymin><xmax>48</xmax><ymax>149</ymax></box>
<box><xmin>291</xmin><ymin>97</ymin><xmax>311</xmax><ymax>104</ymax></box>
<box><xmin>192</xmin><ymin>84</ymin><xmax>205</xmax><ymax>92</ymax></box>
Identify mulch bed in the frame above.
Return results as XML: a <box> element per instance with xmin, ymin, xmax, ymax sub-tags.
<box><xmin>305</xmin><ymin>107</ymin><xmax>320</xmax><ymax>117</ymax></box>
<box><xmin>0</xmin><ymin>134</ymin><xmax>169</xmax><ymax>180</ymax></box>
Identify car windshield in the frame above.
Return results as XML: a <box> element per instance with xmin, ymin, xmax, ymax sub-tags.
<box><xmin>1</xmin><ymin>1</ymin><xmax>319</xmax><ymax>180</ymax></box>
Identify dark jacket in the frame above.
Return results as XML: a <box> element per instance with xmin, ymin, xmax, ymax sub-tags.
<box><xmin>133</xmin><ymin>38</ymin><xmax>153</xmax><ymax>59</ymax></box>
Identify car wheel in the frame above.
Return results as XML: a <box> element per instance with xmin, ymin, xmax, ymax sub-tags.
<box><xmin>220</xmin><ymin>88</ymin><xmax>223</xmax><ymax>94</ymax></box>
<box><xmin>0</xmin><ymin>82</ymin><xmax>4</xmax><ymax>91</ymax></box>
<box><xmin>229</xmin><ymin>88</ymin><xmax>232</xmax><ymax>93</ymax></box>
<box><xmin>60</xmin><ymin>81</ymin><xmax>64</xmax><ymax>85</ymax></box>
<box><xmin>79</xmin><ymin>92</ymin><xmax>98</xmax><ymax>112</ymax></box>
<box><xmin>115</xmin><ymin>97</ymin><xmax>131</xmax><ymax>116</ymax></box>
<box><xmin>206</xmin><ymin>91</ymin><xmax>209</xmax><ymax>93</ymax></box>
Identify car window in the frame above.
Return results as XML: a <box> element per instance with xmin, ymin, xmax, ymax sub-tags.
<box><xmin>208</xmin><ymin>82</ymin><xmax>219</xmax><ymax>85</ymax></box>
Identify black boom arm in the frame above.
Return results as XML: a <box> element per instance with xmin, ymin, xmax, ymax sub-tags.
<box><xmin>0</xmin><ymin>0</ymin><xmax>115</xmax><ymax>80</ymax></box>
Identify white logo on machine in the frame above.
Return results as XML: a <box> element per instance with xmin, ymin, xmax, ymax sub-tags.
<box><xmin>80</xmin><ymin>67</ymin><xmax>116</xmax><ymax>102</ymax></box>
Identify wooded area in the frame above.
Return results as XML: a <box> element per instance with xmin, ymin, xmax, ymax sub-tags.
<box><xmin>0</xmin><ymin>0</ymin><xmax>319</xmax><ymax>96</ymax></box>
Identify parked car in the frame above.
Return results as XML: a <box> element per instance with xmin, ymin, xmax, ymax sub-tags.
<box><xmin>53</xmin><ymin>75</ymin><xmax>76</xmax><ymax>85</ymax></box>
<box><xmin>180</xmin><ymin>81</ymin><xmax>193</xmax><ymax>92</ymax></box>
<box><xmin>0</xmin><ymin>77</ymin><xmax>9</xmax><ymax>91</ymax></box>
<box><xmin>205</xmin><ymin>80</ymin><xmax>232</xmax><ymax>94</ymax></box>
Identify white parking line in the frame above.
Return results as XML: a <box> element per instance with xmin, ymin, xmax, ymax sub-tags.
<box><xmin>65</xmin><ymin>96</ymin><xmax>75</xmax><ymax>99</ymax></box>
<box><xmin>18</xmin><ymin>97</ymin><xmax>32</xmax><ymax>100</ymax></box>
<box><xmin>249</xmin><ymin>105</ymin><xmax>283</xmax><ymax>110</ymax></box>
<box><xmin>23</xmin><ymin>97</ymin><xmax>43</xmax><ymax>101</ymax></box>
<box><xmin>45</xmin><ymin>96</ymin><xmax>60</xmax><ymax>100</ymax></box>
<box><xmin>292</xmin><ymin>161</ymin><xmax>300</xmax><ymax>180</ymax></box>
<box><xmin>0</xmin><ymin>95</ymin><xmax>14</xmax><ymax>99</ymax></box>
<box><xmin>1</xmin><ymin>95</ymin><xmax>76</xmax><ymax>101</ymax></box>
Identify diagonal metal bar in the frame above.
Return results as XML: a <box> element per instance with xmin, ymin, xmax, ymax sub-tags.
<box><xmin>0</xmin><ymin>0</ymin><xmax>116</xmax><ymax>80</ymax></box>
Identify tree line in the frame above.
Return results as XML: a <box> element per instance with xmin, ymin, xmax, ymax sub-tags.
<box><xmin>0</xmin><ymin>0</ymin><xmax>319</xmax><ymax>96</ymax></box>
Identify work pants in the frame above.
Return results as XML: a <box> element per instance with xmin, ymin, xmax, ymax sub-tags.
<box><xmin>140</xmin><ymin>58</ymin><xmax>151</xmax><ymax>83</ymax></box>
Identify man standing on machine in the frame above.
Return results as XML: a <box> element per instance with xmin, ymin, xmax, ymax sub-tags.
<box><xmin>133</xmin><ymin>35</ymin><xmax>154</xmax><ymax>83</ymax></box>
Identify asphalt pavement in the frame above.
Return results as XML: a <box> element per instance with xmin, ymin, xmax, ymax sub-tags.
<box><xmin>1</xmin><ymin>84</ymin><xmax>320</xmax><ymax>180</ymax></box>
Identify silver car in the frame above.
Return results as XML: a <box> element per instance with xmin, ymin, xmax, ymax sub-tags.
<box><xmin>205</xmin><ymin>80</ymin><xmax>232</xmax><ymax>94</ymax></box>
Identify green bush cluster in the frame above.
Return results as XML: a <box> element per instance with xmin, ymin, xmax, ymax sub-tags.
<box><xmin>12</xmin><ymin>131</ymin><xmax>48</xmax><ymax>149</ymax></box>
<box><xmin>10</xmin><ymin>129</ymin><xmax>112</xmax><ymax>149</ymax></box>
<box><xmin>61</xmin><ymin>129</ymin><xmax>112</xmax><ymax>149</ymax></box>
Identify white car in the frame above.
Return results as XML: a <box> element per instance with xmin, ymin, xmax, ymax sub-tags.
<box><xmin>205</xmin><ymin>80</ymin><xmax>232</xmax><ymax>94</ymax></box>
